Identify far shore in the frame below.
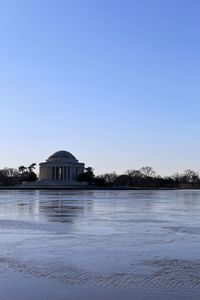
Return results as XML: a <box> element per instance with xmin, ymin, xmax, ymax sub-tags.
<box><xmin>0</xmin><ymin>186</ymin><xmax>196</xmax><ymax>191</ymax></box>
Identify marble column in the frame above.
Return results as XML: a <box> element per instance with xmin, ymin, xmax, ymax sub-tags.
<box><xmin>67</xmin><ymin>166</ymin><xmax>70</xmax><ymax>180</ymax></box>
<box><xmin>52</xmin><ymin>167</ymin><xmax>55</xmax><ymax>180</ymax></box>
<box><xmin>64</xmin><ymin>167</ymin><xmax>66</xmax><ymax>180</ymax></box>
<box><xmin>56</xmin><ymin>166</ymin><xmax>59</xmax><ymax>180</ymax></box>
<box><xmin>61</xmin><ymin>166</ymin><xmax>63</xmax><ymax>180</ymax></box>
<box><xmin>47</xmin><ymin>167</ymin><xmax>51</xmax><ymax>179</ymax></box>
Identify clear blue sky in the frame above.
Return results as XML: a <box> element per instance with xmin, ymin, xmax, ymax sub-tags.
<box><xmin>0</xmin><ymin>0</ymin><xmax>200</xmax><ymax>176</ymax></box>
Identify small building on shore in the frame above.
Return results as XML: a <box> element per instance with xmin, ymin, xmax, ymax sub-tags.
<box><xmin>38</xmin><ymin>150</ymin><xmax>85</xmax><ymax>186</ymax></box>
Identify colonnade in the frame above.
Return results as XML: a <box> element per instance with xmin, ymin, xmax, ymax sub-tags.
<box><xmin>52</xmin><ymin>166</ymin><xmax>70</xmax><ymax>180</ymax></box>
<box><xmin>40</xmin><ymin>165</ymin><xmax>81</xmax><ymax>180</ymax></box>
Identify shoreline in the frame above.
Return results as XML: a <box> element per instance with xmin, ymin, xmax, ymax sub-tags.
<box><xmin>0</xmin><ymin>186</ymin><xmax>194</xmax><ymax>190</ymax></box>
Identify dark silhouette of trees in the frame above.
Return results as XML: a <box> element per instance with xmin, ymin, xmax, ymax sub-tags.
<box><xmin>26</xmin><ymin>163</ymin><xmax>37</xmax><ymax>182</ymax></box>
<box><xmin>126</xmin><ymin>169</ymin><xmax>142</xmax><ymax>177</ymax></box>
<box><xmin>115</xmin><ymin>175</ymin><xmax>130</xmax><ymax>186</ymax></box>
<box><xmin>94</xmin><ymin>175</ymin><xmax>107</xmax><ymax>187</ymax></box>
<box><xmin>92</xmin><ymin>167</ymin><xmax>200</xmax><ymax>189</ymax></box>
<box><xmin>125</xmin><ymin>169</ymin><xmax>143</xmax><ymax>186</ymax></box>
<box><xmin>0</xmin><ymin>161</ymin><xmax>200</xmax><ymax>189</ymax></box>
<box><xmin>181</xmin><ymin>169</ymin><xmax>199</xmax><ymax>184</ymax></box>
<box><xmin>0</xmin><ymin>163</ymin><xmax>38</xmax><ymax>186</ymax></box>
<box><xmin>94</xmin><ymin>172</ymin><xmax>118</xmax><ymax>187</ymax></box>
<box><xmin>140</xmin><ymin>166</ymin><xmax>156</xmax><ymax>177</ymax></box>
<box><xmin>78</xmin><ymin>167</ymin><xmax>95</xmax><ymax>185</ymax></box>
<box><xmin>18</xmin><ymin>165</ymin><xmax>27</xmax><ymax>175</ymax></box>
<box><xmin>28</xmin><ymin>163</ymin><xmax>36</xmax><ymax>173</ymax></box>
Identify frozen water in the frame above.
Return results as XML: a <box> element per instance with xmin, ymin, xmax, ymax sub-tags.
<box><xmin>0</xmin><ymin>190</ymin><xmax>200</xmax><ymax>299</ymax></box>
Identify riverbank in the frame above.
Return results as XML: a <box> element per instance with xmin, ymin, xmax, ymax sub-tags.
<box><xmin>0</xmin><ymin>185</ymin><xmax>181</xmax><ymax>190</ymax></box>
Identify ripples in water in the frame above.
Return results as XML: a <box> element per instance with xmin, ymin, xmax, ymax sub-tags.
<box><xmin>0</xmin><ymin>256</ymin><xmax>200</xmax><ymax>295</ymax></box>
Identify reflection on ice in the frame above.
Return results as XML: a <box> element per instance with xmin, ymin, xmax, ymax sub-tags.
<box><xmin>0</xmin><ymin>190</ymin><xmax>200</xmax><ymax>298</ymax></box>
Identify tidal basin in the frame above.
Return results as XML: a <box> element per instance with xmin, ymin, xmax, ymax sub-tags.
<box><xmin>1</xmin><ymin>190</ymin><xmax>200</xmax><ymax>299</ymax></box>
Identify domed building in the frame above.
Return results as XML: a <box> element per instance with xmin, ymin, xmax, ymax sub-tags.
<box><xmin>39</xmin><ymin>151</ymin><xmax>85</xmax><ymax>185</ymax></box>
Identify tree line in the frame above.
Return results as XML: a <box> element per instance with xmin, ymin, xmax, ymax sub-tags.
<box><xmin>78</xmin><ymin>166</ymin><xmax>200</xmax><ymax>188</ymax></box>
<box><xmin>0</xmin><ymin>164</ymin><xmax>200</xmax><ymax>189</ymax></box>
<box><xmin>0</xmin><ymin>163</ymin><xmax>37</xmax><ymax>186</ymax></box>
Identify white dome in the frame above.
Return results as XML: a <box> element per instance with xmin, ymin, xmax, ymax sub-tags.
<box><xmin>47</xmin><ymin>151</ymin><xmax>77</xmax><ymax>162</ymax></box>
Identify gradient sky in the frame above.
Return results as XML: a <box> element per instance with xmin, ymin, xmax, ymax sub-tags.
<box><xmin>0</xmin><ymin>0</ymin><xmax>200</xmax><ymax>176</ymax></box>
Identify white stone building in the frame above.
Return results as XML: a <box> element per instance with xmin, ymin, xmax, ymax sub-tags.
<box><xmin>39</xmin><ymin>150</ymin><xmax>85</xmax><ymax>185</ymax></box>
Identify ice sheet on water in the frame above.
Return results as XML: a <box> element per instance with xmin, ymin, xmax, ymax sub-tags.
<box><xmin>163</xmin><ymin>226</ymin><xmax>200</xmax><ymax>235</ymax></box>
<box><xmin>0</xmin><ymin>190</ymin><xmax>200</xmax><ymax>298</ymax></box>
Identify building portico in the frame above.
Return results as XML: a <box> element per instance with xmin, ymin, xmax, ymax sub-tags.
<box><xmin>39</xmin><ymin>151</ymin><xmax>85</xmax><ymax>185</ymax></box>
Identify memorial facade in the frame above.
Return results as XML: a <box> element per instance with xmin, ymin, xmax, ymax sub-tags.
<box><xmin>39</xmin><ymin>150</ymin><xmax>85</xmax><ymax>184</ymax></box>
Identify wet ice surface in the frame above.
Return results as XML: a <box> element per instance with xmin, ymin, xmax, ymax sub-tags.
<box><xmin>1</xmin><ymin>190</ymin><xmax>200</xmax><ymax>299</ymax></box>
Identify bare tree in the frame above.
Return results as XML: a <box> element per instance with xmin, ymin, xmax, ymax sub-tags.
<box><xmin>140</xmin><ymin>166</ymin><xmax>156</xmax><ymax>177</ymax></box>
<box><xmin>125</xmin><ymin>169</ymin><xmax>142</xmax><ymax>177</ymax></box>
<box><xmin>103</xmin><ymin>172</ymin><xmax>117</xmax><ymax>185</ymax></box>
<box><xmin>7</xmin><ymin>168</ymin><xmax>18</xmax><ymax>177</ymax></box>
<box><xmin>182</xmin><ymin>169</ymin><xmax>199</xmax><ymax>183</ymax></box>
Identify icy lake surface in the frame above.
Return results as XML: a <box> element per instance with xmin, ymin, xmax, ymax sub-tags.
<box><xmin>1</xmin><ymin>189</ymin><xmax>200</xmax><ymax>300</ymax></box>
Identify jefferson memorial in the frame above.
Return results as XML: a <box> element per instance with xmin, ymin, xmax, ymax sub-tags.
<box><xmin>38</xmin><ymin>150</ymin><xmax>85</xmax><ymax>185</ymax></box>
